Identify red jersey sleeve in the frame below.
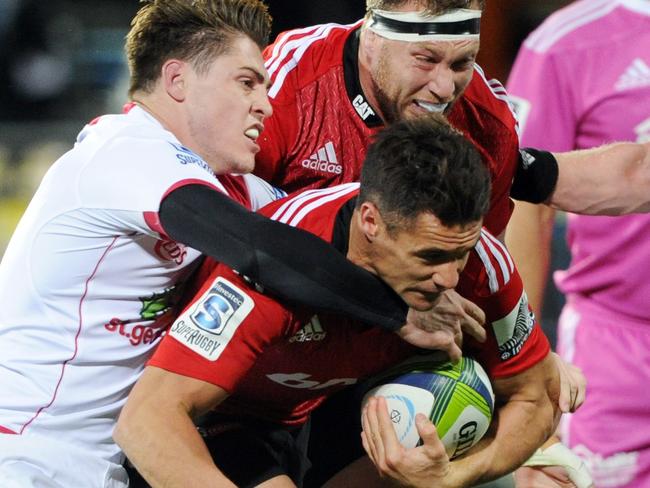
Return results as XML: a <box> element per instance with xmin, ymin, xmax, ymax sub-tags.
<box><xmin>457</xmin><ymin>230</ymin><xmax>550</xmax><ymax>378</ymax></box>
<box><xmin>148</xmin><ymin>261</ymin><xmax>293</xmax><ymax>393</ymax></box>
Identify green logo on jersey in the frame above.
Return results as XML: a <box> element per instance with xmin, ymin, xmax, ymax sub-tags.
<box><xmin>139</xmin><ymin>285</ymin><xmax>182</xmax><ymax>321</ymax></box>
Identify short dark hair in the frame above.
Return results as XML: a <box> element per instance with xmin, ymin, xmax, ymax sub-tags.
<box><xmin>365</xmin><ymin>0</ymin><xmax>485</xmax><ymax>15</ymax></box>
<box><xmin>359</xmin><ymin>115</ymin><xmax>490</xmax><ymax>233</ymax></box>
<box><xmin>126</xmin><ymin>0</ymin><xmax>271</xmax><ymax>97</ymax></box>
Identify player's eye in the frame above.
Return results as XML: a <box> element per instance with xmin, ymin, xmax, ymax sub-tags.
<box><xmin>414</xmin><ymin>55</ymin><xmax>435</xmax><ymax>64</ymax></box>
<box><xmin>240</xmin><ymin>78</ymin><xmax>255</xmax><ymax>89</ymax></box>
<box><xmin>452</xmin><ymin>58</ymin><xmax>475</xmax><ymax>71</ymax></box>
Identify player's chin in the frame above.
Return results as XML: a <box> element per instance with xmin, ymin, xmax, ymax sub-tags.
<box><xmin>229</xmin><ymin>154</ymin><xmax>256</xmax><ymax>175</ymax></box>
<box><xmin>399</xmin><ymin>105</ymin><xmax>422</xmax><ymax>121</ymax></box>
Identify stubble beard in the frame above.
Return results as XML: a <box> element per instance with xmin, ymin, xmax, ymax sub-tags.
<box><xmin>372</xmin><ymin>55</ymin><xmax>460</xmax><ymax>126</ymax></box>
<box><xmin>372</xmin><ymin>52</ymin><xmax>402</xmax><ymax>125</ymax></box>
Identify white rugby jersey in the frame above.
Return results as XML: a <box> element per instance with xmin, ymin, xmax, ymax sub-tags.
<box><xmin>0</xmin><ymin>105</ymin><xmax>278</xmax><ymax>464</ymax></box>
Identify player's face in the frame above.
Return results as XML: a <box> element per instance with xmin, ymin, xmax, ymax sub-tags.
<box><xmin>372</xmin><ymin>213</ymin><xmax>482</xmax><ymax>311</ymax></box>
<box><xmin>368</xmin><ymin>36</ymin><xmax>479</xmax><ymax>124</ymax></box>
<box><xmin>186</xmin><ymin>35</ymin><xmax>272</xmax><ymax>174</ymax></box>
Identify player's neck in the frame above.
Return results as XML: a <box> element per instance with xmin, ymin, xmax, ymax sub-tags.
<box><xmin>131</xmin><ymin>93</ymin><xmax>176</xmax><ymax>133</ymax></box>
<box><xmin>132</xmin><ymin>91</ymin><xmax>195</xmax><ymax>150</ymax></box>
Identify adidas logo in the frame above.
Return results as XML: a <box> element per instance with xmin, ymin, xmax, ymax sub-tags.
<box><xmin>289</xmin><ymin>315</ymin><xmax>327</xmax><ymax>343</ymax></box>
<box><xmin>518</xmin><ymin>149</ymin><xmax>536</xmax><ymax>169</ymax></box>
<box><xmin>301</xmin><ymin>142</ymin><xmax>342</xmax><ymax>175</ymax></box>
<box><xmin>615</xmin><ymin>58</ymin><xmax>650</xmax><ymax>91</ymax></box>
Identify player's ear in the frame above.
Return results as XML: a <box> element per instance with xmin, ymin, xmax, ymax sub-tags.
<box><xmin>162</xmin><ymin>59</ymin><xmax>188</xmax><ymax>102</ymax></box>
<box><xmin>360</xmin><ymin>27</ymin><xmax>380</xmax><ymax>58</ymax></box>
<box><xmin>358</xmin><ymin>201</ymin><xmax>382</xmax><ymax>241</ymax></box>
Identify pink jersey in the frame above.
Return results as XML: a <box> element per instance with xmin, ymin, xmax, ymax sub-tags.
<box><xmin>255</xmin><ymin>22</ymin><xmax>520</xmax><ymax>237</ymax></box>
<box><xmin>507</xmin><ymin>0</ymin><xmax>650</xmax><ymax>321</ymax></box>
<box><xmin>149</xmin><ymin>185</ymin><xmax>550</xmax><ymax>427</ymax></box>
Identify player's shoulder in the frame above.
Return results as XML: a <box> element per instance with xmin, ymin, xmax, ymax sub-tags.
<box><xmin>264</xmin><ymin>21</ymin><xmax>361</xmax><ymax>100</ymax></box>
<box><xmin>260</xmin><ymin>183</ymin><xmax>359</xmax><ymax>238</ymax></box>
<box><xmin>523</xmin><ymin>0</ymin><xmax>624</xmax><ymax>54</ymax></box>
<box><xmin>77</xmin><ymin>106</ymin><xmax>179</xmax><ymax>159</ymax></box>
<box><xmin>458</xmin><ymin>66</ymin><xmax>519</xmax><ymax>137</ymax></box>
<box><xmin>463</xmin><ymin>229</ymin><xmax>516</xmax><ymax>296</ymax></box>
<box><xmin>74</xmin><ymin>107</ymin><xmax>219</xmax><ymax>190</ymax></box>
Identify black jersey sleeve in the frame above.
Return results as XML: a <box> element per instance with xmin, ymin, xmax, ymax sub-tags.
<box><xmin>159</xmin><ymin>184</ymin><xmax>407</xmax><ymax>331</ymax></box>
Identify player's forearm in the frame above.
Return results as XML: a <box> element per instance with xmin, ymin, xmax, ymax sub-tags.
<box><xmin>114</xmin><ymin>368</ymin><xmax>235</xmax><ymax>488</ymax></box>
<box><xmin>160</xmin><ymin>184</ymin><xmax>407</xmax><ymax>330</ymax></box>
<box><xmin>505</xmin><ymin>201</ymin><xmax>555</xmax><ymax>317</ymax></box>
<box><xmin>550</xmin><ymin>142</ymin><xmax>650</xmax><ymax>215</ymax></box>
<box><xmin>451</xmin><ymin>398</ymin><xmax>555</xmax><ymax>485</ymax></box>
<box><xmin>115</xmin><ymin>401</ymin><xmax>233</xmax><ymax>488</ymax></box>
<box><xmin>115</xmin><ymin>405</ymin><xmax>231</xmax><ymax>488</ymax></box>
<box><xmin>445</xmin><ymin>354</ymin><xmax>560</xmax><ymax>486</ymax></box>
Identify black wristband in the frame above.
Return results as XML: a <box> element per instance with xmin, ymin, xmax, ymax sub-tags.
<box><xmin>510</xmin><ymin>148</ymin><xmax>559</xmax><ymax>204</ymax></box>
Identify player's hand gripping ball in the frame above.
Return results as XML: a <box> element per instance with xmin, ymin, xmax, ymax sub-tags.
<box><xmin>362</xmin><ymin>357</ymin><xmax>494</xmax><ymax>459</ymax></box>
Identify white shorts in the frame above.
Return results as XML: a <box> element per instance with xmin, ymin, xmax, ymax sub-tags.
<box><xmin>0</xmin><ymin>433</ymin><xmax>128</xmax><ymax>488</ymax></box>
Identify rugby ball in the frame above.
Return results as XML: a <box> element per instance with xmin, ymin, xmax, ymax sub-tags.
<box><xmin>361</xmin><ymin>357</ymin><xmax>494</xmax><ymax>459</ymax></box>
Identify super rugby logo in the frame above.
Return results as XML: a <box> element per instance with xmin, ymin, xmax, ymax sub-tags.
<box><xmin>170</xmin><ymin>277</ymin><xmax>254</xmax><ymax>361</ymax></box>
<box><xmin>168</xmin><ymin>142</ymin><xmax>215</xmax><ymax>177</ymax></box>
<box><xmin>191</xmin><ymin>280</ymin><xmax>245</xmax><ymax>334</ymax></box>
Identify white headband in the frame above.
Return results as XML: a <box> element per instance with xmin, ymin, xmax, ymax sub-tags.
<box><xmin>367</xmin><ymin>8</ymin><xmax>482</xmax><ymax>42</ymax></box>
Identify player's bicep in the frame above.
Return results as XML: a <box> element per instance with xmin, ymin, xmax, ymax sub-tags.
<box><xmin>132</xmin><ymin>366</ymin><xmax>229</xmax><ymax>419</ymax></box>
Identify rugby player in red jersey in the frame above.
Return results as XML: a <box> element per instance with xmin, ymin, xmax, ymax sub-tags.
<box><xmin>116</xmin><ymin>117</ymin><xmax>560</xmax><ymax>488</ymax></box>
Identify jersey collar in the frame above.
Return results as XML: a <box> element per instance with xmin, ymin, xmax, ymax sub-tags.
<box><xmin>343</xmin><ymin>28</ymin><xmax>385</xmax><ymax>128</ymax></box>
<box><xmin>332</xmin><ymin>197</ymin><xmax>357</xmax><ymax>255</ymax></box>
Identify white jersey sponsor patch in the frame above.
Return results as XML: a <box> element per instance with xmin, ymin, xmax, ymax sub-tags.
<box><xmin>170</xmin><ymin>277</ymin><xmax>254</xmax><ymax>361</ymax></box>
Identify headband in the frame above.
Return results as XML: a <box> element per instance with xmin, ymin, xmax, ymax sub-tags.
<box><xmin>367</xmin><ymin>8</ymin><xmax>481</xmax><ymax>42</ymax></box>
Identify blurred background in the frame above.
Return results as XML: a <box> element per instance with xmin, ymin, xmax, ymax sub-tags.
<box><xmin>0</xmin><ymin>0</ymin><xmax>570</xmax><ymax>342</ymax></box>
